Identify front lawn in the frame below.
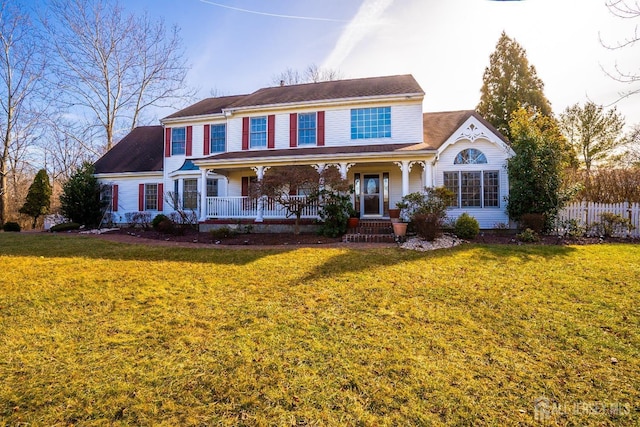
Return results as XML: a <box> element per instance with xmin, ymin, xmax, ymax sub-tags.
<box><xmin>1</xmin><ymin>233</ymin><xmax>638</xmax><ymax>425</ymax></box>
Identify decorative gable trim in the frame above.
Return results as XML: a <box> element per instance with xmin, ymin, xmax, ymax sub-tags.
<box><xmin>437</xmin><ymin>116</ymin><xmax>514</xmax><ymax>157</ymax></box>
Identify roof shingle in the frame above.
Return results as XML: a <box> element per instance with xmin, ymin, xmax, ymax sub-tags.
<box><xmin>94</xmin><ymin>126</ymin><xmax>164</xmax><ymax>174</ymax></box>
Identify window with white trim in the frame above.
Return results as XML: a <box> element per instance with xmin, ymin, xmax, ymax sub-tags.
<box><xmin>250</xmin><ymin>117</ymin><xmax>267</xmax><ymax>148</ymax></box>
<box><xmin>351</xmin><ymin>106</ymin><xmax>391</xmax><ymax>139</ymax></box>
<box><xmin>444</xmin><ymin>171</ymin><xmax>499</xmax><ymax>208</ymax></box>
<box><xmin>172</xmin><ymin>128</ymin><xmax>186</xmax><ymax>155</ymax></box>
<box><xmin>298</xmin><ymin>112</ymin><xmax>317</xmax><ymax>145</ymax></box>
<box><xmin>210</xmin><ymin>124</ymin><xmax>226</xmax><ymax>153</ymax></box>
<box><xmin>183</xmin><ymin>179</ymin><xmax>198</xmax><ymax>210</ymax></box>
<box><xmin>145</xmin><ymin>184</ymin><xmax>158</xmax><ymax>211</ymax></box>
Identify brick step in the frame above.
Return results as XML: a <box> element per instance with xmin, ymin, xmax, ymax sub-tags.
<box><xmin>342</xmin><ymin>233</ymin><xmax>397</xmax><ymax>243</ymax></box>
<box><xmin>348</xmin><ymin>226</ymin><xmax>393</xmax><ymax>235</ymax></box>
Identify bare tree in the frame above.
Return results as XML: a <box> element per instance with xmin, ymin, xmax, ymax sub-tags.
<box><xmin>271</xmin><ymin>63</ymin><xmax>343</xmax><ymax>86</ymax></box>
<box><xmin>43</xmin><ymin>0</ymin><xmax>193</xmax><ymax>151</ymax></box>
<box><xmin>0</xmin><ymin>0</ymin><xmax>47</xmax><ymax>224</ymax></box>
<box><xmin>602</xmin><ymin>1</ymin><xmax>640</xmax><ymax>99</ymax></box>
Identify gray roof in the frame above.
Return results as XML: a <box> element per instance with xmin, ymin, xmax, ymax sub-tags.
<box><xmin>163</xmin><ymin>75</ymin><xmax>424</xmax><ymax>120</ymax></box>
<box><xmin>94</xmin><ymin>126</ymin><xmax>164</xmax><ymax>174</ymax></box>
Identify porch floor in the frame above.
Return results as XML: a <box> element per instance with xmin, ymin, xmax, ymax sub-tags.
<box><xmin>343</xmin><ymin>219</ymin><xmax>396</xmax><ymax>243</ymax></box>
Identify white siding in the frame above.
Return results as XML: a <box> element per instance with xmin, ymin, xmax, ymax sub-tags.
<box><xmin>97</xmin><ymin>174</ymin><xmax>163</xmax><ymax>223</ymax></box>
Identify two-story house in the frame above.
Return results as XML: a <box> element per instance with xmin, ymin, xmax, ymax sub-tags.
<box><xmin>94</xmin><ymin>74</ymin><xmax>513</xmax><ymax>230</ymax></box>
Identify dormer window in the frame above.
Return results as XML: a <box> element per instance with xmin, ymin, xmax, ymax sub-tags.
<box><xmin>454</xmin><ymin>148</ymin><xmax>487</xmax><ymax>164</ymax></box>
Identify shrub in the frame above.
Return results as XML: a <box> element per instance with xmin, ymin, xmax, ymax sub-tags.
<box><xmin>152</xmin><ymin>214</ymin><xmax>169</xmax><ymax>229</ymax></box>
<box><xmin>517</xmin><ymin>228</ymin><xmax>539</xmax><ymax>243</ymax></box>
<box><xmin>590</xmin><ymin>212</ymin><xmax>634</xmax><ymax>238</ymax></box>
<box><xmin>131</xmin><ymin>212</ymin><xmax>152</xmax><ymax>229</ymax></box>
<box><xmin>519</xmin><ymin>213</ymin><xmax>546</xmax><ymax>234</ymax></box>
<box><xmin>318</xmin><ymin>190</ymin><xmax>353</xmax><ymax>237</ymax></box>
<box><xmin>396</xmin><ymin>187</ymin><xmax>454</xmax><ymax>223</ymax></box>
<box><xmin>557</xmin><ymin>218</ymin><xmax>585</xmax><ymax>238</ymax></box>
<box><xmin>413</xmin><ymin>213</ymin><xmax>441</xmax><ymax>241</ymax></box>
<box><xmin>49</xmin><ymin>222</ymin><xmax>81</xmax><ymax>232</ymax></box>
<box><xmin>209</xmin><ymin>226</ymin><xmax>236</xmax><ymax>239</ymax></box>
<box><xmin>454</xmin><ymin>213</ymin><xmax>480</xmax><ymax>239</ymax></box>
<box><xmin>156</xmin><ymin>219</ymin><xmax>175</xmax><ymax>234</ymax></box>
<box><xmin>3</xmin><ymin>222</ymin><xmax>21</xmax><ymax>232</ymax></box>
<box><xmin>60</xmin><ymin>162</ymin><xmax>104</xmax><ymax>227</ymax></box>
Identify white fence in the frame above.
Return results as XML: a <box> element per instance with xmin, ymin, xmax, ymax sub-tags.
<box><xmin>557</xmin><ymin>201</ymin><xmax>640</xmax><ymax>237</ymax></box>
<box><xmin>205</xmin><ymin>196</ymin><xmax>319</xmax><ymax>219</ymax></box>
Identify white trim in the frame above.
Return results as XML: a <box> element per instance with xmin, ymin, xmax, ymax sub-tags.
<box><xmin>437</xmin><ymin>116</ymin><xmax>513</xmax><ymax>157</ymax></box>
<box><xmin>95</xmin><ymin>171</ymin><xmax>162</xmax><ymax>179</ymax></box>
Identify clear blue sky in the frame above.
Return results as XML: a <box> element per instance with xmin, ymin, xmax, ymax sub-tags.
<box><xmin>127</xmin><ymin>0</ymin><xmax>640</xmax><ymax>128</ymax></box>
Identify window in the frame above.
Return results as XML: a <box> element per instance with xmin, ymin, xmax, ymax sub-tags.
<box><xmin>172</xmin><ymin>127</ymin><xmax>186</xmax><ymax>155</ymax></box>
<box><xmin>206</xmin><ymin>178</ymin><xmax>219</xmax><ymax>197</ymax></box>
<box><xmin>461</xmin><ymin>172</ymin><xmax>481</xmax><ymax>207</ymax></box>
<box><xmin>444</xmin><ymin>171</ymin><xmax>499</xmax><ymax>208</ymax></box>
<box><xmin>210</xmin><ymin>124</ymin><xmax>226</xmax><ymax>153</ymax></box>
<box><xmin>145</xmin><ymin>184</ymin><xmax>158</xmax><ymax>211</ymax></box>
<box><xmin>183</xmin><ymin>179</ymin><xmax>198</xmax><ymax>210</ymax></box>
<box><xmin>351</xmin><ymin>107</ymin><xmax>391</xmax><ymax>139</ymax></box>
<box><xmin>443</xmin><ymin>172</ymin><xmax>459</xmax><ymax>207</ymax></box>
<box><xmin>483</xmin><ymin>171</ymin><xmax>499</xmax><ymax>207</ymax></box>
<box><xmin>250</xmin><ymin>117</ymin><xmax>267</xmax><ymax>148</ymax></box>
<box><xmin>298</xmin><ymin>113</ymin><xmax>316</xmax><ymax>145</ymax></box>
<box><xmin>455</xmin><ymin>148</ymin><xmax>487</xmax><ymax>164</ymax></box>
<box><xmin>101</xmin><ymin>185</ymin><xmax>112</xmax><ymax>205</ymax></box>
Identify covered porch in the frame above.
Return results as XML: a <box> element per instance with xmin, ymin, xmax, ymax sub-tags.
<box><xmin>192</xmin><ymin>145</ymin><xmax>438</xmax><ymax>222</ymax></box>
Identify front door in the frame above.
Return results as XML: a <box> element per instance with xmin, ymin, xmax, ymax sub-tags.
<box><xmin>362</xmin><ymin>174</ymin><xmax>382</xmax><ymax>216</ymax></box>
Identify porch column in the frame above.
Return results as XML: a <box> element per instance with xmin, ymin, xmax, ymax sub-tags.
<box><xmin>253</xmin><ymin>166</ymin><xmax>266</xmax><ymax>223</ymax></box>
<box><xmin>424</xmin><ymin>161</ymin><xmax>433</xmax><ymax>188</ymax></box>
<box><xmin>199</xmin><ymin>168</ymin><xmax>208</xmax><ymax>221</ymax></box>
<box><xmin>338</xmin><ymin>162</ymin><xmax>355</xmax><ymax>179</ymax></box>
<box><xmin>394</xmin><ymin>161</ymin><xmax>410</xmax><ymax>196</ymax></box>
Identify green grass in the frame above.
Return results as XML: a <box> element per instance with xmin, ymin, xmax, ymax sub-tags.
<box><xmin>1</xmin><ymin>233</ymin><xmax>639</xmax><ymax>426</ymax></box>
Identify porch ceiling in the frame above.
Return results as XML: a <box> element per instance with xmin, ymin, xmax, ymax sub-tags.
<box><xmin>193</xmin><ymin>143</ymin><xmax>437</xmax><ymax>169</ymax></box>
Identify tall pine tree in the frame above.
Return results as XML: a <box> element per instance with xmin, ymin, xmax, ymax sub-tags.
<box><xmin>477</xmin><ymin>32</ymin><xmax>553</xmax><ymax>141</ymax></box>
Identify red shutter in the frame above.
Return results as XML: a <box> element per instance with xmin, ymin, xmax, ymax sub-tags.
<box><xmin>186</xmin><ymin>126</ymin><xmax>192</xmax><ymax>156</ymax></box>
<box><xmin>203</xmin><ymin>124</ymin><xmax>210</xmax><ymax>156</ymax></box>
<box><xmin>268</xmin><ymin>115</ymin><xmax>275</xmax><ymax>149</ymax></box>
<box><xmin>164</xmin><ymin>128</ymin><xmax>171</xmax><ymax>157</ymax></box>
<box><xmin>290</xmin><ymin>113</ymin><xmax>297</xmax><ymax>147</ymax></box>
<box><xmin>242</xmin><ymin>117</ymin><xmax>249</xmax><ymax>150</ymax></box>
<box><xmin>317</xmin><ymin>111</ymin><xmax>325</xmax><ymax>146</ymax></box>
<box><xmin>157</xmin><ymin>183</ymin><xmax>164</xmax><ymax>211</ymax></box>
<box><xmin>112</xmin><ymin>184</ymin><xmax>118</xmax><ymax>212</ymax></box>
<box><xmin>138</xmin><ymin>183</ymin><xmax>145</xmax><ymax>211</ymax></box>
<box><xmin>241</xmin><ymin>177</ymin><xmax>249</xmax><ymax>196</ymax></box>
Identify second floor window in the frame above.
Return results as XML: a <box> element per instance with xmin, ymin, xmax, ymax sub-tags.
<box><xmin>250</xmin><ymin>117</ymin><xmax>267</xmax><ymax>148</ymax></box>
<box><xmin>172</xmin><ymin>127</ymin><xmax>186</xmax><ymax>155</ymax></box>
<box><xmin>298</xmin><ymin>113</ymin><xmax>316</xmax><ymax>145</ymax></box>
<box><xmin>351</xmin><ymin>107</ymin><xmax>391</xmax><ymax>139</ymax></box>
<box><xmin>210</xmin><ymin>124</ymin><xmax>226</xmax><ymax>153</ymax></box>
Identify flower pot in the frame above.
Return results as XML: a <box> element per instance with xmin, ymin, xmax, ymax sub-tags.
<box><xmin>347</xmin><ymin>217</ymin><xmax>360</xmax><ymax>229</ymax></box>
<box><xmin>388</xmin><ymin>208</ymin><xmax>401</xmax><ymax>219</ymax></box>
<box><xmin>392</xmin><ymin>222</ymin><xmax>407</xmax><ymax>237</ymax></box>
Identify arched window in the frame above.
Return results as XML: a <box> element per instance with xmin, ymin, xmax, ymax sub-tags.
<box><xmin>454</xmin><ymin>148</ymin><xmax>487</xmax><ymax>165</ymax></box>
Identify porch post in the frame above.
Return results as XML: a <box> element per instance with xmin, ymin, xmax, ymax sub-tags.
<box><xmin>254</xmin><ymin>166</ymin><xmax>265</xmax><ymax>223</ymax></box>
<box><xmin>424</xmin><ymin>161</ymin><xmax>433</xmax><ymax>188</ymax></box>
<box><xmin>199</xmin><ymin>168</ymin><xmax>207</xmax><ymax>221</ymax></box>
<box><xmin>338</xmin><ymin>162</ymin><xmax>355</xmax><ymax>179</ymax></box>
<box><xmin>401</xmin><ymin>161</ymin><xmax>410</xmax><ymax>196</ymax></box>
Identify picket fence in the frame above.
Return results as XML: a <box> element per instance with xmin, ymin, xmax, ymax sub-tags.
<box><xmin>557</xmin><ymin>201</ymin><xmax>640</xmax><ymax>237</ymax></box>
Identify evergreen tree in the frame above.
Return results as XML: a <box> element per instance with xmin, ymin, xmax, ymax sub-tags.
<box><xmin>477</xmin><ymin>32</ymin><xmax>553</xmax><ymax>140</ymax></box>
<box><xmin>19</xmin><ymin>169</ymin><xmax>52</xmax><ymax>229</ymax></box>
<box><xmin>60</xmin><ymin>162</ymin><xmax>104</xmax><ymax>227</ymax></box>
<box><xmin>506</xmin><ymin>108</ymin><xmax>569</xmax><ymax>230</ymax></box>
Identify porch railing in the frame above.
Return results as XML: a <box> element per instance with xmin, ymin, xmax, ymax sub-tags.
<box><xmin>205</xmin><ymin>196</ymin><xmax>319</xmax><ymax>219</ymax></box>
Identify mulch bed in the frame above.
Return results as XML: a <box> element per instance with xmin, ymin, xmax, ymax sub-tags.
<box><xmin>94</xmin><ymin>227</ymin><xmax>639</xmax><ymax>247</ymax></box>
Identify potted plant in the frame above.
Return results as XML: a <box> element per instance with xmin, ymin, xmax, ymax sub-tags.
<box><xmin>347</xmin><ymin>206</ymin><xmax>360</xmax><ymax>229</ymax></box>
<box><xmin>388</xmin><ymin>207</ymin><xmax>401</xmax><ymax>222</ymax></box>
<box><xmin>392</xmin><ymin>200</ymin><xmax>408</xmax><ymax>236</ymax></box>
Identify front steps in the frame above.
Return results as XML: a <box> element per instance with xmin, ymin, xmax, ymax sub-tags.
<box><xmin>342</xmin><ymin>219</ymin><xmax>396</xmax><ymax>243</ymax></box>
